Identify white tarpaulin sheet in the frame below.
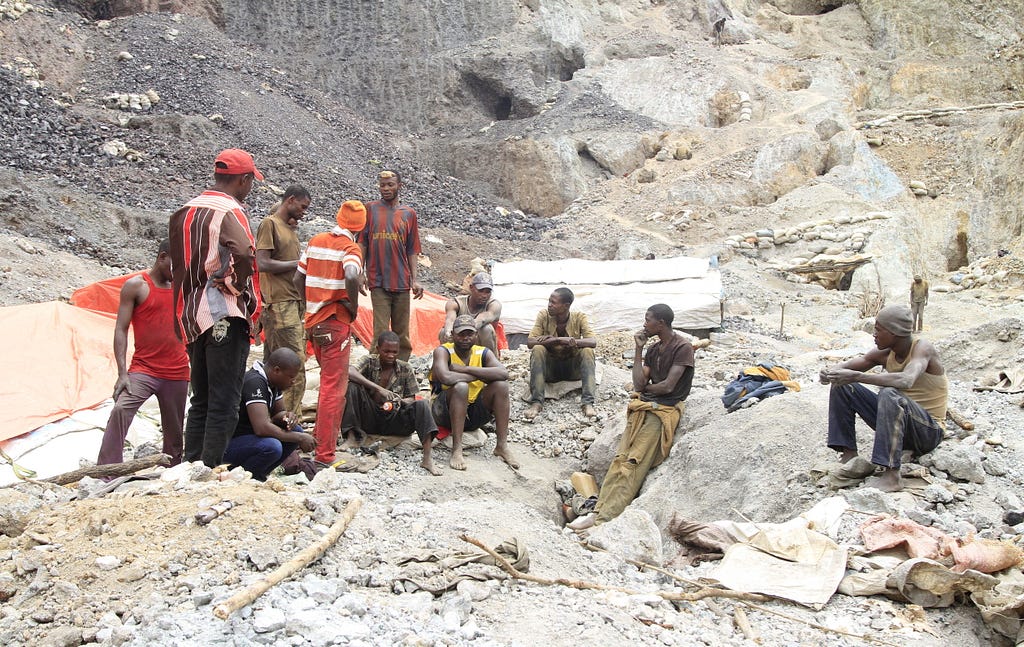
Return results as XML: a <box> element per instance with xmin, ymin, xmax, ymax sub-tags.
<box><xmin>491</xmin><ymin>256</ymin><xmax>722</xmax><ymax>335</ymax></box>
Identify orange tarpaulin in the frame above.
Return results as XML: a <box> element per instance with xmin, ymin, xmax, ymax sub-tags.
<box><xmin>0</xmin><ymin>302</ymin><xmax>121</xmax><ymax>442</ymax></box>
<box><xmin>72</xmin><ymin>274</ymin><xmax>503</xmax><ymax>357</ymax></box>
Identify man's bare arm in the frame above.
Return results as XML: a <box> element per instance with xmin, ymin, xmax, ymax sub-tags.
<box><xmin>111</xmin><ymin>277</ymin><xmax>144</xmax><ymax>399</ymax></box>
<box><xmin>255</xmin><ymin>249</ymin><xmax>297</xmax><ymax>274</ymax></box>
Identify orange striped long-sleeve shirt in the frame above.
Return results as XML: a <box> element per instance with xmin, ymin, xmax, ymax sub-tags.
<box><xmin>297</xmin><ymin>227</ymin><xmax>363</xmax><ymax>329</ymax></box>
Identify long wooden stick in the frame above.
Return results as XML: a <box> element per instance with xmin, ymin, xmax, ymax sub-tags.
<box><xmin>213</xmin><ymin>498</ymin><xmax>363</xmax><ymax>619</ymax></box>
<box><xmin>42</xmin><ymin>453</ymin><xmax>171</xmax><ymax>486</ymax></box>
<box><xmin>582</xmin><ymin>542</ymin><xmax>899</xmax><ymax>646</ymax></box>
<box><xmin>946</xmin><ymin>408</ymin><xmax>974</xmax><ymax>431</ymax></box>
<box><xmin>459</xmin><ymin>535</ymin><xmax>766</xmax><ymax>602</ymax></box>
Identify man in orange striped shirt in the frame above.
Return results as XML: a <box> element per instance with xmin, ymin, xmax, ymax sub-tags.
<box><xmin>295</xmin><ymin>200</ymin><xmax>365</xmax><ymax>468</ymax></box>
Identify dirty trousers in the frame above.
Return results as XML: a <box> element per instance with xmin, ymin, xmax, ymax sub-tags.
<box><xmin>184</xmin><ymin>317</ymin><xmax>250</xmax><ymax>467</ymax></box>
<box><xmin>911</xmin><ymin>301</ymin><xmax>925</xmax><ymax>331</ymax></box>
<box><xmin>595</xmin><ymin>403</ymin><xmax>681</xmax><ymax>524</ymax></box>
<box><xmin>343</xmin><ymin>383</ymin><xmax>437</xmax><ymax>443</ymax></box>
<box><xmin>96</xmin><ymin>372</ymin><xmax>188</xmax><ymax>466</ymax></box>
<box><xmin>528</xmin><ymin>346</ymin><xmax>596</xmax><ymax>405</ymax></box>
<box><xmin>261</xmin><ymin>300</ymin><xmax>306</xmax><ymax>419</ymax></box>
<box><xmin>311</xmin><ymin>318</ymin><xmax>352</xmax><ymax>464</ymax></box>
<box><xmin>827</xmin><ymin>383</ymin><xmax>942</xmax><ymax>469</ymax></box>
<box><xmin>370</xmin><ymin>288</ymin><xmax>412</xmax><ymax>361</ymax></box>
<box><xmin>223</xmin><ymin>433</ymin><xmax>298</xmax><ymax>481</ymax></box>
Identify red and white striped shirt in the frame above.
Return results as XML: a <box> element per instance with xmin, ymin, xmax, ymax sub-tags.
<box><xmin>297</xmin><ymin>227</ymin><xmax>363</xmax><ymax>328</ymax></box>
<box><xmin>169</xmin><ymin>190</ymin><xmax>258</xmax><ymax>343</ymax></box>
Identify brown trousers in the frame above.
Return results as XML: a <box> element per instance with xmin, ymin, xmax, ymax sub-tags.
<box><xmin>595</xmin><ymin>400</ymin><xmax>684</xmax><ymax>524</ymax></box>
<box><xmin>370</xmin><ymin>288</ymin><xmax>412</xmax><ymax>360</ymax></box>
<box><xmin>261</xmin><ymin>300</ymin><xmax>306</xmax><ymax>418</ymax></box>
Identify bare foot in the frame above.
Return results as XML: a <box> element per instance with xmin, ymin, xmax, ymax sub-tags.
<box><xmin>493</xmin><ymin>444</ymin><xmax>520</xmax><ymax>469</ymax></box>
<box><xmin>581</xmin><ymin>404</ymin><xmax>596</xmax><ymax>419</ymax></box>
<box><xmin>839</xmin><ymin>449</ymin><xmax>857</xmax><ymax>463</ymax></box>
<box><xmin>421</xmin><ymin>454</ymin><xmax>442</xmax><ymax>476</ymax></box>
<box><xmin>523</xmin><ymin>402</ymin><xmax>542</xmax><ymax>422</ymax></box>
<box><xmin>450</xmin><ymin>448</ymin><xmax>467</xmax><ymax>471</ymax></box>
<box><xmin>864</xmin><ymin>468</ymin><xmax>903</xmax><ymax>492</ymax></box>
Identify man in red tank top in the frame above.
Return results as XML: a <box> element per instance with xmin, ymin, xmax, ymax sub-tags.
<box><xmin>96</xmin><ymin>240</ymin><xmax>190</xmax><ymax>465</ymax></box>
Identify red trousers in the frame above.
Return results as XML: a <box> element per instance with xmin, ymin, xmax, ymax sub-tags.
<box><xmin>310</xmin><ymin>318</ymin><xmax>352</xmax><ymax>464</ymax></box>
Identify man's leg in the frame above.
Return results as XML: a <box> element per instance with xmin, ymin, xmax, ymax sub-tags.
<box><xmin>594</xmin><ymin>410</ymin><xmax>663</xmax><ymax>524</ymax></box>
<box><xmin>311</xmin><ymin>319</ymin><xmax>352</xmax><ymax>465</ymax></box>
<box><xmin>445</xmin><ymin>383</ymin><xmax>470</xmax><ymax>470</ymax></box>
<box><xmin>477</xmin><ymin>324</ymin><xmax>498</xmax><ymax>358</ymax></box>
<box><xmin>223</xmin><ymin>434</ymin><xmax>285</xmax><ymax>481</ymax></box>
<box><xmin>341</xmin><ymin>382</ymin><xmax>375</xmax><ymax>447</ymax></box>
<box><xmin>479</xmin><ymin>380</ymin><xmax>518</xmax><ymax>468</ymax></box>
<box><xmin>183</xmin><ymin>336</ymin><xmax>209</xmax><ymax>463</ymax></box>
<box><xmin>391</xmin><ymin>289</ymin><xmax>413</xmax><ymax>361</ymax></box>
<box><xmin>525</xmin><ymin>345</ymin><xmax>550</xmax><ymax>419</ymax></box>
<box><xmin>153</xmin><ymin>377</ymin><xmax>189</xmax><ymax>466</ymax></box>
<box><xmin>264</xmin><ymin>301</ymin><xmax>307</xmax><ymax>419</ymax></box>
<box><xmin>827</xmin><ymin>383</ymin><xmax>879</xmax><ymax>462</ymax></box>
<box><xmin>96</xmin><ymin>373</ymin><xmax>160</xmax><ymax>465</ymax></box>
<box><xmin>870</xmin><ymin>387</ymin><xmax>943</xmax><ymax>469</ymax></box>
<box><xmin>370</xmin><ymin>288</ymin><xmax>392</xmax><ymax>355</ymax></box>
<box><xmin>198</xmin><ymin>317</ymin><xmax>251</xmax><ymax>468</ymax></box>
<box><xmin>571</xmin><ymin>348</ymin><xmax>598</xmax><ymax>414</ymax></box>
<box><xmin>412</xmin><ymin>399</ymin><xmax>441</xmax><ymax>476</ymax></box>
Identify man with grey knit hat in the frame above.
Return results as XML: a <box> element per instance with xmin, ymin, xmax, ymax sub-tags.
<box><xmin>819</xmin><ymin>305</ymin><xmax>948</xmax><ymax>492</ymax></box>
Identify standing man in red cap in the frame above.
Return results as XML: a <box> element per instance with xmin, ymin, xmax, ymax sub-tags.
<box><xmin>169</xmin><ymin>148</ymin><xmax>261</xmax><ymax>468</ymax></box>
<box><xmin>295</xmin><ymin>200</ymin><xmax>365</xmax><ymax>469</ymax></box>
<box><xmin>359</xmin><ymin>170</ymin><xmax>423</xmax><ymax>361</ymax></box>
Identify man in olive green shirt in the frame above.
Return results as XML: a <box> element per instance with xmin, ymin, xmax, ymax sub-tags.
<box><xmin>256</xmin><ymin>185</ymin><xmax>310</xmax><ymax>418</ymax></box>
<box><xmin>525</xmin><ymin>287</ymin><xmax>598</xmax><ymax>421</ymax></box>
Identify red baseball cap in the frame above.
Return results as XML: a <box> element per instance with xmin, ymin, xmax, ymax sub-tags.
<box><xmin>214</xmin><ymin>148</ymin><xmax>264</xmax><ymax>181</ymax></box>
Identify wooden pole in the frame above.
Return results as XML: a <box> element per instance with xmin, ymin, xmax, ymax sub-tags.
<box><xmin>42</xmin><ymin>453</ymin><xmax>171</xmax><ymax>486</ymax></box>
<box><xmin>459</xmin><ymin>534</ymin><xmax>766</xmax><ymax>602</ymax></box>
<box><xmin>213</xmin><ymin>498</ymin><xmax>362</xmax><ymax>619</ymax></box>
<box><xmin>779</xmin><ymin>303</ymin><xmax>785</xmax><ymax>337</ymax></box>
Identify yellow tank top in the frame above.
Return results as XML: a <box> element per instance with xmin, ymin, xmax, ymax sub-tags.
<box><xmin>431</xmin><ymin>343</ymin><xmax>487</xmax><ymax>403</ymax></box>
<box><xmin>885</xmin><ymin>339</ymin><xmax>948</xmax><ymax>424</ymax></box>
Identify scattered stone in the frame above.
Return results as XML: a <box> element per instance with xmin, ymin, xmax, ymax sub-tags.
<box><xmin>252</xmin><ymin>607</ymin><xmax>286</xmax><ymax>633</ymax></box>
<box><xmin>95</xmin><ymin>556</ymin><xmax>121</xmax><ymax>571</ymax></box>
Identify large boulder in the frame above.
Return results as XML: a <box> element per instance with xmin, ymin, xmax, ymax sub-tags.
<box><xmin>633</xmin><ymin>386</ymin><xmax>835</xmax><ymax>530</ymax></box>
<box><xmin>751</xmin><ymin>132</ymin><xmax>827</xmax><ymax>201</ymax></box>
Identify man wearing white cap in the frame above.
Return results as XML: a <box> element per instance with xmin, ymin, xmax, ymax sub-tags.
<box><xmin>819</xmin><ymin>305</ymin><xmax>947</xmax><ymax>492</ymax></box>
<box><xmin>439</xmin><ymin>272</ymin><xmax>502</xmax><ymax>357</ymax></box>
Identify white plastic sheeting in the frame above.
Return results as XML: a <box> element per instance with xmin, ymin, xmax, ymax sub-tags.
<box><xmin>490</xmin><ymin>256</ymin><xmax>722</xmax><ymax>334</ymax></box>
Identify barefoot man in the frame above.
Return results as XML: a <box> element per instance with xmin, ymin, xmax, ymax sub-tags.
<box><xmin>820</xmin><ymin>304</ymin><xmax>947</xmax><ymax>492</ymax></box>
<box><xmin>429</xmin><ymin>315</ymin><xmax>518</xmax><ymax>471</ymax></box>
<box><xmin>344</xmin><ymin>331</ymin><xmax>441</xmax><ymax>475</ymax></box>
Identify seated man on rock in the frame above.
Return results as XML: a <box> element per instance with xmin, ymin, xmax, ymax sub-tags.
<box><xmin>343</xmin><ymin>331</ymin><xmax>441</xmax><ymax>475</ymax></box>
<box><xmin>524</xmin><ymin>287</ymin><xmax>598</xmax><ymax>421</ymax></box>
<box><xmin>569</xmin><ymin>304</ymin><xmax>693</xmax><ymax>530</ymax></box>
<box><xmin>223</xmin><ymin>348</ymin><xmax>316</xmax><ymax>480</ymax></box>
<box><xmin>819</xmin><ymin>304</ymin><xmax>947</xmax><ymax>492</ymax></box>
<box><xmin>439</xmin><ymin>272</ymin><xmax>502</xmax><ymax>357</ymax></box>
<box><xmin>430</xmin><ymin>315</ymin><xmax>518</xmax><ymax>471</ymax></box>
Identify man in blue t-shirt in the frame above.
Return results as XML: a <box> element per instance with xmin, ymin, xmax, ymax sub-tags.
<box><xmin>223</xmin><ymin>348</ymin><xmax>315</xmax><ymax>480</ymax></box>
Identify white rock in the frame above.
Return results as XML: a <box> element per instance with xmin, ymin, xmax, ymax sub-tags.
<box><xmin>95</xmin><ymin>555</ymin><xmax>121</xmax><ymax>570</ymax></box>
<box><xmin>253</xmin><ymin>607</ymin><xmax>286</xmax><ymax>633</ymax></box>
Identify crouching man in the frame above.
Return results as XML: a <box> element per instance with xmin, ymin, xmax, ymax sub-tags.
<box><xmin>820</xmin><ymin>304</ymin><xmax>947</xmax><ymax>492</ymax></box>
<box><xmin>223</xmin><ymin>348</ymin><xmax>316</xmax><ymax>480</ymax></box>
<box><xmin>430</xmin><ymin>315</ymin><xmax>518</xmax><ymax>471</ymax></box>
<box><xmin>569</xmin><ymin>304</ymin><xmax>694</xmax><ymax>530</ymax></box>
<box><xmin>344</xmin><ymin>331</ymin><xmax>441</xmax><ymax>475</ymax></box>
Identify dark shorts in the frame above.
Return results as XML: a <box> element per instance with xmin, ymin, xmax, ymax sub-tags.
<box><xmin>431</xmin><ymin>393</ymin><xmax>493</xmax><ymax>431</ymax></box>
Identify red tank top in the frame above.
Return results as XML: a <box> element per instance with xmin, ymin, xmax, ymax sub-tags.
<box><xmin>129</xmin><ymin>273</ymin><xmax>190</xmax><ymax>380</ymax></box>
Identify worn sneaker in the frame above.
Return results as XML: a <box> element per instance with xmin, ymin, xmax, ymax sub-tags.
<box><xmin>567</xmin><ymin>513</ymin><xmax>596</xmax><ymax>531</ymax></box>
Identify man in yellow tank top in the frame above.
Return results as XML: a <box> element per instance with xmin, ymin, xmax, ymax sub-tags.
<box><xmin>820</xmin><ymin>305</ymin><xmax>947</xmax><ymax>492</ymax></box>
<box><xmin>430</xmin><ymin>315</ymin><xmax>518</xmax><ymax>471</ymax></box>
